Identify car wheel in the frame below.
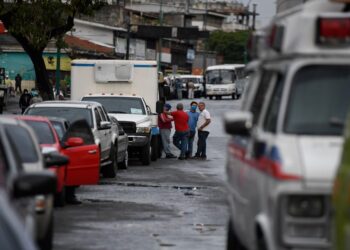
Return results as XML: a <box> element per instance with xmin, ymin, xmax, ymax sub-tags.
<box><xmin>37</xmin><ymin>211</ymin><xmax>54</xmax><ymax>250</ymax></box>
<box><xmin>151</xmin><ymin>135</ymin><xmax>159</xmax><ymax>161</ymax></box>
<box><xmin>102</xmin><ymin>146</ymin><xmax>117</xmax><ymax>178</ymax></box>
<box><xmin>118</xmin><ymin>150</ymin><xmax>128</xmax><ymax>170</ymax></box>
<box><xmin>256</xmin><ymin>227</ymin><xmax>268</xmax><ymax>250</ymax></box>
<box><xmin>140</xmin><ymin>142</ymin><xmax>151</xmax><ymax>166</ymax></box>
<box><xmin>232</xmin><ymin>93</ymin><xmax>238</xmax><ymax>100</ymax></box>
<box><xmin>54</xmin><ymin>186</ymin><xmax>65</xmax><ymax>207</ymax></box>
<box><xmin>227</xmin><ymin>219</ymin><xmax>244</xmax><ymax>250</ymax></box>
<box><xmin>209</xmin><ymin>96</ymin><xmax>213</xmax><ymax>100</ymax></box>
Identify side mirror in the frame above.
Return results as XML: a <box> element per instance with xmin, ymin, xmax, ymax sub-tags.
<box><xmin>99</xmin><ymin>121</ymin><xmax>111</xmax><ymax>130</ymax></box>
<box><xmin>224</xmin><ymin>111</ymin><xmax>253</xmax><ymax>136</ymax></box>
<box><xmin>13</xmin><ymin>171</ymin><xmax>57</xmax><ymax>198</ymax></box>
<box><xmin>65</xmin><ymin>137</ymin><xmax>84</xmax><ymax>147</ymax></box>
<box><xmin>156</xmin><ymin>101</ymin><xmax>164</xmax><ymax>114</ymax></box>
<box><xmin>44</xmin><ymin>152</ymin><xmax>69</xmax><ymax>168</ymax></box>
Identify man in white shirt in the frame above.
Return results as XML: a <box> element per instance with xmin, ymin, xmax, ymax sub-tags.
<box><xmin>194</xmin><ymin>102</ymin><xmax>211</xmax><ymax>160</ymax></box>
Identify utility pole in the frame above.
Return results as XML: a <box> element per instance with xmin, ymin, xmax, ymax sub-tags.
<box><xmin>55</xmin><ymin>46</ymin><xmax>61</xmax><ymax>98</ymax></box>
<box><xmin>126</xmin><ymin>13</ymin><xmax>131</xmax><ymax>60</ymax></box>
<box><xmin>201</xmin><ymin>0</ymin><xmax>208</xmax><ymax>97</ymax></box>
<box><xmin>252</xmin><ymin>4</ymin><xmax>257</xmax><ymax>31</ymax></box>
<box><xmin>158</xmin><ymin>0</ymin><xmax>163</xmax><ymax>72</ymax></box>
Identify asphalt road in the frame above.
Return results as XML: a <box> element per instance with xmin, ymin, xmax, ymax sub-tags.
<box><xmin>8</xmin><ymin>96</ymin><xmax>240</xmax><ymax>250</ymax></box>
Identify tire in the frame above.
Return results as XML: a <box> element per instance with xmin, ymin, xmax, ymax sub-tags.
<box><xmin>256</xmin><ymin>227</ymin><xmax>268</xmax><ymax>250</ymax></box>
<box><xmin>209</xmin><ymin>96</ymin><xmax>213</xmax><ymax>100</ymax></box>
<box><xmin>37</xmin><ymin>211</ymin><xmax>54</xmax><ymax>250</ymax></box>
<box><xmin>140</xmin><ymin>142</ymin><xmax>151</xmax><ymax>166</ymax></box>
<box><xmin>217</xmin><ymin>95</ymin><xmax>222</xmax><ymax>100</ymax></box>
<box><xmin>151</xmin><ymin>136</ymin><xmax>159</xmax><ymax>161</ymax></box>
<box><xmin>232</xmin><ymin>93</ymin><xmax>238</xmax><ymax>100</ymax></box>
<box><xmin>227</xmin><ymin>219</ymin><xmax>244</xmax><ymax>250</ymax></box>
<box><xmin>118</xmin><ymin>151</ymin><xmax>128</xmax><ymax>170</ymax></box>
<box><xmin>102</xmin><ymin>146</ymin><xmax>117</xmax><ymax>178</ymax></box>
<box><xmin>54</xmin><ymin>187</ymin><xmax>65</xmax><ymax>207</ymax></box>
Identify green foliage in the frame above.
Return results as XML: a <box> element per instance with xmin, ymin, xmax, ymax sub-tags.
<box><xmin>0</xmin><ymin>0</ymin><xmax>107</xmax><ymax>51</ymax></box>
<box><xmin>208</xmin><ymin>30</ymin><xmax>251</xmax><ymax>64</ymax></box>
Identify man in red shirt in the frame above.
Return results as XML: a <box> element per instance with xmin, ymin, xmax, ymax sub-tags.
<box><xmin>170</xmin><ymin>103</ymin><xmax>190</xmax><ymax>160</ymax></box>
<box><xmin>158</xmin><ymin>103</ymin><xmax>177</xmax><ymax>158</ymax></box>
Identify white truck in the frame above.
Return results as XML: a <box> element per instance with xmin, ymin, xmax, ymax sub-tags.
<box><xmin>70</xmin><ymin>59</ymin><xmax>162</xmax><ymax>166</ymax></box>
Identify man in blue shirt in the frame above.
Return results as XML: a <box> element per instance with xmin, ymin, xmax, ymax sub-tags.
<box><xmin>186</xmin><ymin>101</ymin><xmax>199</xmax><ymax>158</ymax></box>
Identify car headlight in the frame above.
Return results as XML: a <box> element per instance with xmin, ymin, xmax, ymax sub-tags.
<box><xmin>287</xmin><ymin>195</ymin><xmax>325</xmax><ymax>218</ymax></box>
<box><xmin>136</xmin><ymin>127</ymin><xmax>151</xmax><ymax>134</ymax></box>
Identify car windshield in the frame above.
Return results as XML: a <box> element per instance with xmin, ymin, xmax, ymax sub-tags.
<box><xmin>206</xmin><ymin>69</ymin><xmax>237</xmax><ymax>85</ymax></box>
<box><xmin>23</xmin><ymin>120</ymin><xmax>56</xmax><ymax>145</ymax></box>
<box><xmin>180</xmin><ymin>78</ymin><xmax>200</xmax><ymax>84</ymax></box>
<box><xmin>82</xmin><ymin>97</ymin><xmax>146</xmax><ymax>115</ymax></box>
<box><xmin>26</xmin><ymin>107</ymin><xmax>93</xmax><ymax>128</ymax></box>
<box><xmin>284</xmin><ymin>65</ymin><xmax>350</xmax><ymax>136</ymax></box>
<box><xmin>4</xmin><ymin>125</ymin><xmax>38</xmax><ymax>163</ymax></box>
<box><xmin>50</xmin><ymin>121</ymin><xmax>65</xmax><ymax>141</ymax></box>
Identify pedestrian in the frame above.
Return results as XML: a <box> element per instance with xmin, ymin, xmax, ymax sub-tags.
<box><xmin>158</xmin><ymin>103</ymin><xmax>177</xmax><ymax>159</ymax></box>
<box><xmin>19</xmin><ymin>89</ymin><xmax>32</xmax><ymax>114</ymax></box>
<box><xmin>187</xmin><ymin>81</ymin><xmax>195</xmax><ymax>99</ymax></box>
<box><xmin>30</xmin><ymin>88</ymin><xmax>43</xmax><ymax>105</ymax></box>
<box><xmin>186</xmin><ymin>101</ymin><xmax>199</xmax><ymax>158</ymax></box>
<box><xmin>175</xmin><ymin>78</ymin><xmax>183</xmax><ymax>100</ymax></box>
<box><xmin>15</xmin><ymin>73</ymin><xmax>22</xmax><ymax>94</ymax></box>
<box><xmin>169</xmin><ymin>103</ymin><xmax>189</xmax><ymax>160</ymax></box>
<box><xmin>194</xmin><ymin>102</ymin><xmax>211</xmax><ymax>160</ymax></box>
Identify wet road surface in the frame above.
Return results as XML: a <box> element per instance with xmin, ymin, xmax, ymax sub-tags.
<box><xmin>53</xmin><ymin>98</ymin><xmax>241</xmax><ymax>250</ymax></box>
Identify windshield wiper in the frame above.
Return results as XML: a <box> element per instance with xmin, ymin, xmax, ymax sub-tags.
<box><xmin>109</xmin><ymin>111</ymin><xmax>127</xmax><ymax>114</ymax></box>
<box><xmin>329</xmin><ymin>117</ymin><xmax>344</xmax><ymax>128</ymax></box>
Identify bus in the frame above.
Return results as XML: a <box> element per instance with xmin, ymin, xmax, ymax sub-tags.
<box><xmin>204</xmin><ymin>64</ymin><xmax>246</xmax><ymax>100</ymax></box>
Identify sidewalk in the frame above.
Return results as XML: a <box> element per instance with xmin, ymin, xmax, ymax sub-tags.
<box><xmin>3</xmin><ymin>95</ymin><xmax>21</xmax><ymax>115</ymax></box>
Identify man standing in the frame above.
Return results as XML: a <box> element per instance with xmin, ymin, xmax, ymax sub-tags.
<box><xmin>15</xmin><ymin>73</ymin><xmax>22</xmax><ymax>94</ymax></box>
<box><xmin>159</xmin><ymin>103</ymin><xmax>177</xmax><ymax>159</ymax></box>
<box><xmin>187</xmin><ymin>81</ymin><xmax>195</xmax><ymax>99</ymax></box>
<box><xmin>170</xmin><ymin>103</ymin><xmax>189</xmax><ymax>160</ymax></box>
<box><xmin>187</xmin><ymin>101</ymin><xmax>199</xmax><ymax>158</ymax></box>
<box><xmin>175</xmin><ymin>78</ymin><xmax>183</xmax><ymax>100</ymax></box>
<box><xmin>195</xmin><ymin>102</ymin><xmax>211</xmax><ymax>160</ymax></box>
<box><xmin>19</xmin><ymin>89</ymin><xmax>32</xmax><ymax>114</ymax></box>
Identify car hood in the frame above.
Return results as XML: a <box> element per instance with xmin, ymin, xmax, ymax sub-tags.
<box><xmin>207</xmin><ymin>84</ymin><xmax>235</xmax><ymax>89</ymax></box>
<box><xmin>108</xmin><ymin>114</ymin><xmax>150</xmax><ymax>125</ymax></box>
<box><xmin>297</xmin><ymin>136</ymin><xmax>343</xmax><ymax>183</ymax></box>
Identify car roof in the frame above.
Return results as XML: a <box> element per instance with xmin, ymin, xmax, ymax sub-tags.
<box><xmin>206</xmin><ymin>64</ymin><xmax>245</xmax><ymax>71</ymax></box>
<box><xmin>83</xmin><ymin>94</ymin><xmax>142</xmax><ymax>98</ymax></box>
<box><xmin>29</xmin><ymin>101</ymin><xmax>102</xmax><ymax>109</ymax></box>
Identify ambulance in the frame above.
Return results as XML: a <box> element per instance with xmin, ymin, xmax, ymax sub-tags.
<box><xmin>224</xmin><ymin>0</ymin><xmax>350</xmax><ymax>249</ymax></box>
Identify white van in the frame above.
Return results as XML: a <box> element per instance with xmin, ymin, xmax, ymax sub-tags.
<box><xmin>205</xmin><ymin>64</ymin><xmax>246</xmax><ymax>100</ymax></box>
<box><xmin>224</xmin><ymin>1</ymin><xmax>350</xmax><ymax>249</ymax></box>
<box><xmin>71</xmin><ymin>60</ymin><xmax>162</xmax><ymax>165</ymax></box>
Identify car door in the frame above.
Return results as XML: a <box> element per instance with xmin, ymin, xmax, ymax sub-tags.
<box><xmin>117</xmin><ymin>121</ymin><xmax>128</xmax><ymax>157</ymax></box>
<box><xmin>62</xmin><ymin>120</ymin><xmax>100</xmax><ymax>186</ymax></box>
<box><xmin>98</xmin><ymin>106</ymin><xmax>112</xmax><ymax>152</ymax></box>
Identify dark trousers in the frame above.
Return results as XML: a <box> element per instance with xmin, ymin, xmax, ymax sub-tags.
<box><xmin>173</xmin><ymin>131</ymin><xmax>189</xmax><ymax>157</ymax></box>
<box><xmin>15</xmin><ymin>84</ymin><xmax>22</xmax><ymax>94</ymax></box>
<box><xmin>196</xmin><ymin>131</ymin><xmax>210</xmax><ymax>157</ymax></box>
<box><xmin>187</xmin><ymin>130</ymin><xmax>196</xmax><ymax>156</ymax></box>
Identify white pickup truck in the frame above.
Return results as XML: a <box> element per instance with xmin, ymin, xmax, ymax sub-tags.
<box><xmin>71</xmin><ymin>60</ymin><xmax>162</xmax><ymax>165</ymax></box>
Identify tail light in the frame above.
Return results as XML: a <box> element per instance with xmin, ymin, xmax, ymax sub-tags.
<box><xmin>317</xmin><ymin>17</ymin><xmax>350</xmax><ymax>45</ymax></box>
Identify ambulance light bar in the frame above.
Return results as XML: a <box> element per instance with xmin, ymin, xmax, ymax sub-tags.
<box><xmin>317</xmin><ymin>17</ymin><xmax>350</xmax><ymax>45</ymax></box>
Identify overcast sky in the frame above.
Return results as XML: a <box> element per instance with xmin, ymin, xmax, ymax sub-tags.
<box><xmin>241</xmin><ymin>0</ymin><xmax>276</xmax><ymax>27</ymax></box>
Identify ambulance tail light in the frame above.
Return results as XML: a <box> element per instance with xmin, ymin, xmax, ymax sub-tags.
<box><xmin>317</xmin><ymin>17</ymin><xmax>350</xmax><ymax>45</ymax></box>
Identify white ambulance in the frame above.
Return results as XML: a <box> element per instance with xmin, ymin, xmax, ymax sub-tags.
<box><xmin>71</xmin><ymin>60</ymin><xmax>162</xmax><ymax>166</ymax></box>
<box><xmin>224</xmin><ymin>0</ymin><xmax>350</xmax><ymax>249</ymax></box>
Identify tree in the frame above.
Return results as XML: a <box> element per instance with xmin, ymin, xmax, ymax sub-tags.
<box><xmin>207</xmin><ymin>30</ymin><xmax>251</xmax><ymax>64</ymax></box>
<box><xmin>0</xmin><ymin>0</ymin><xmax>106</xmax><ymax>100</ymax></box>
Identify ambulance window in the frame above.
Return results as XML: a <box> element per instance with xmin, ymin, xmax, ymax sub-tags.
<box><xmin>250</xmin><ymin>71</ymin><xmax>273</xmax><ymax>125</ymax></box>
<box><xmin>264</xmin><ymin>74</ymin><xmax>285</xmax><ymax>133</ymax></box>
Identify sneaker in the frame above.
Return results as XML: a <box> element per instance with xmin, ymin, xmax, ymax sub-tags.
<box><xmin>200</xmin><ymin>156</ymin><xmax>207</xmax><ymax>160</ymax></box>
<box><xmin>166</xmin><ymin>154</ymin><xmax>177</xmax><ymax>159</ymax></box>
<box><xmin>194</xmin><ymin>154</ymin><xmax>201</xmax><ymax>159</ymax></box>
<box><xmin>178</xmin><ymin>156</ymin><xmax>186</xmax><ymax>160</ymax></box>
<box><xmin>66</xmin><ymin>198</ymin><xmax>82</xmax><ymax>205</ymax></box>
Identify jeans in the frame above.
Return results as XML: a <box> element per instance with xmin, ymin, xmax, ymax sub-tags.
<box><xmin>173</xmin><ymin>131</ymin><xmax>189</xmax><ymax>157</ymax></box>
<box><xmin>187</xmin><ymin>130</ymin><xmax>196</xmax><ymax>156</ymax></box>
<box><xmin>160</xmin><ymin>129</ymin><xmax>172</xmax><ymax>155</ymax></box>
<box><xmin>196</xmin><ymin>131</ymin><xmax>210</xmax><ymax>157</ymax></box>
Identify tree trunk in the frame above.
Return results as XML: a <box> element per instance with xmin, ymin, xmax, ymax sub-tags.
<box><xmin>26</xmin><ymin>49</ymin><xmax>54</xmax><ymax>100</ymax></box>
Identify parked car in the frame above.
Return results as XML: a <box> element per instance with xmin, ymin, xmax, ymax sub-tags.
<box><xmin>1</xmin><ymin>117</ymin><xmax>65</xmax><ymax>249</ymax></box>
<box><xmin>0</xmin><ymin>117</ymin><xmax>57</xmax><ymax>249</ymax></box>
<box><xmin>0</xmin><ymin>189</ymin><xmax>37</xmax><ymax>250</ymax></box>
<box><xmin>16</xmin><ymin>115</ymin><xmax>100</xmax><ymax>206</ymax></box>
<box><xmin>25</xmin><ymin>101</ymin><xmax>117</xmax><ymax>177</ymax></box>
<box><xmin>109</xmin><ymin>115</ymin><xmax>128</xmax><ymax>169</ymax></box>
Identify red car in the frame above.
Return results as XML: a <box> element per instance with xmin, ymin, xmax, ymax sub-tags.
<box><xmin>15</xmin><ymin>116</ymin><xmax>100</xmax><ymax>205</ymax></box>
